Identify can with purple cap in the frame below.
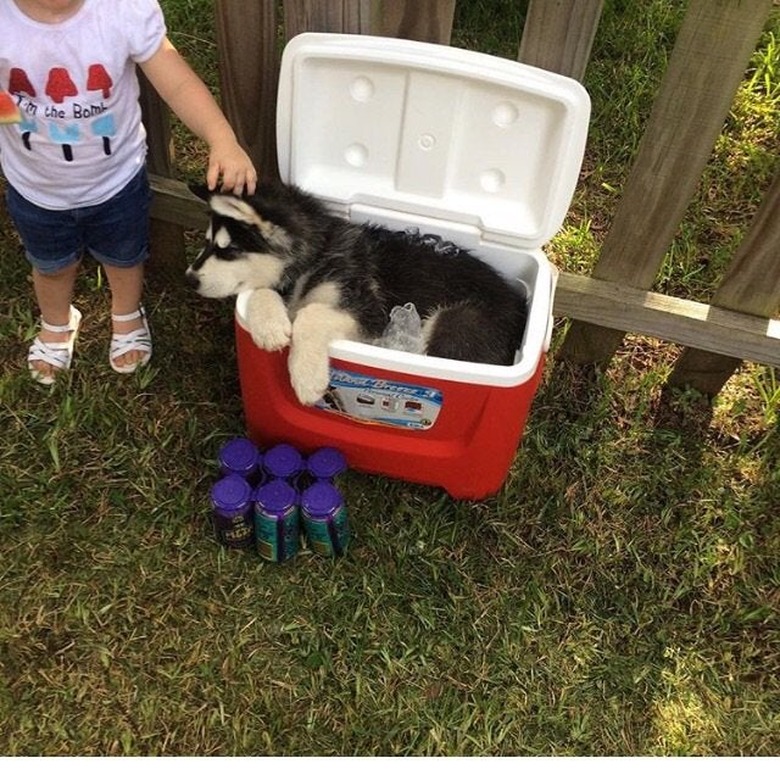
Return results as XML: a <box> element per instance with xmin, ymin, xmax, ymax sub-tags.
<box><xmin>218</xmin><ymin>436</ymin><xmax>262</xmax><ymax>483</ymax></box>
<box><xmin>263</xmin><ymin>443</ymin><xmax>304</xmax><ymax>485</ymax></box>
<box><xmin>254</xmin><ymin>479</ymin><xmax>300</xmax><ymax>563</ymax></box>
<box><xmin>301</xmin><ymin>481</ymin><xmax>350</xmax><ymax>557</ymax></box>
<box><xmin>210</xmin><ymin>474</ymin><xmax>254</xmax><ymax>549</ymax></box>
<box><xmin>305</xmin><ymin>446</ymin><xmax>347</xmax><ymax>485</ymax></box>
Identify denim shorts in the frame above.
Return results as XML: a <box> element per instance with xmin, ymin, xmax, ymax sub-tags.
<box><xmin>5</xmin><ymin>167</ymin><xmax>152</xmax><ymax>274</ymax></box>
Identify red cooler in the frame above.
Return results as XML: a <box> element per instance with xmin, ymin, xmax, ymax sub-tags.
<box><xmin>235</xmin><ymin>33</ymin><xmax>590</xmax><ymax>499</ymax></box>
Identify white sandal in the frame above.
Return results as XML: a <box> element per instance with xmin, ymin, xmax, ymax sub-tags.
<box><xmin>110</xmin><ymin>305</ymin><xmax>152</xmax><ymax>374</ymax></box>
<box><xmin>28</xmin><ymin>305</ymin><xmax>82</xmax><ymax>385</ymax></box>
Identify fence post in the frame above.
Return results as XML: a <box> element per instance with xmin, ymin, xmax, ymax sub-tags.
<box><xmin>139</xmin><ymin>73</ymin><xmax>185</xmax><ymax>279</ymax></box>
<box><xmin>667</xmin><ymin>163</ymin><xmax>780</xmax><ymax>394</ymax></box>
<box><xmin>215</xmin><ymin>0</ymin><xmax>279</xmax><ymax>182</ymax></box>
<box><xmin>283</xmin><ymin>0</ymin><xmax>455</xmax><ymax>42</ymax></box>
<box><xmin>558</xmin><ymin>0</ymin><xmax>774</xmax><ymax>366</ymax></box>
<box><xmin>375</xmin><ymin>0</ymin><xmax>455</xmax><ymax>43</ymax></box>
<box><xmin>518</xmin><ymin>0</ymin><xmax>604</xmax><ymax>81</ymax></box>
<box><xmin>283</xmin><ymin>0</ymin><xmax>376</xmax><ymax>37</ymax></box>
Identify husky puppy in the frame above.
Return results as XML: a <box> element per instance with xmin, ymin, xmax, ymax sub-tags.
<box><xmin>186</xmin><ymin>182</ymin><xmax>528</xmax><ymax>405</ymax></box>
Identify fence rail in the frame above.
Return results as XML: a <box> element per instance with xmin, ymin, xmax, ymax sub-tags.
<box><xmin>142</xmin><ymin>0</ymin><xmax>779</xmax><ymax>397</ymax></box>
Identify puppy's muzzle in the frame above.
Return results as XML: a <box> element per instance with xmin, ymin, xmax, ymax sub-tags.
<box><xmin>184</xmin><ymin>268</ymin><xmax>201</xmax><ymax>291</ymax></box>
<box><xmin>185</xmin><ymin>242</ymin><xmax>215</xmax><ymax>292</ymax></box>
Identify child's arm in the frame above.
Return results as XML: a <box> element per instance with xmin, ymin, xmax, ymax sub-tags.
<box><xmin>139</xmin><ymin>37</ymin><xmax>258</xmax><ymax>195</ymax></box>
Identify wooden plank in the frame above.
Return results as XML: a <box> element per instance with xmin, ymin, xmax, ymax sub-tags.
<box><xmin>376</xmin><ymin>0</ymin><xmax>455</xmax><ymax>43</ymax></box>
<box><xmin>554</xmin><ymin>273</ymin><xmax>780</xmax><ymax>369</ymax></box>
<box><xmin>149</xmin><ymin>174</ymin><xmax>208</xmax><ymax>229</ymax></box>
<box><xmin>668</xmin><ymin>162</ymin><xmax>780</xmax><ymax>393</ymax></box>
<box><xmin>215</xmin><ymin>0</ymin><xmax>279</xmax><ymax>182</ymax></box>
<box><xmin>666</xmin><ymin>349</ymin><xmax>744</xmax><ymax>395</ymax></box>
<box><xmin>685</xmin><ymin>164</ymin><xmax>780</xmax><ymax>320</ymax></box>
<box><xmin>139</xmin><ymin>72</ymin><xmax>173</xmax><ymax>176</ymax></box>
<box><xmin>518</xmin><ymin>0</ymin><xmax>604</xmax><ymax>81</ymax></box>
<box><xmin>139</xmin><ymin>73</ymin><xmax>185</xmax><ymax>275</ymax></box>
<box><xmin>283</xmin><ymin>0</ymin><xmax>456</xmax><ymax>42</ymax></box>
<box><xmin>559</xmin><ymin>0</ymin><xmax>774</xmax><ymax>365</ymax></box>
<box><xmin>283</xmin><ymin>0</ymin><xmax>377</xmax><ymax>38</ymax></box>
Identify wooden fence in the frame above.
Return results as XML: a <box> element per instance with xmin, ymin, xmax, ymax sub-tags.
<box><xmin>145</xmin><ymin>0</ymin><xmax>780</xmax><ymax>397</ymax></box>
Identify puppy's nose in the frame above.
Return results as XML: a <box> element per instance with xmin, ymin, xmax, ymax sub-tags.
<box><xmin>184</xmin><ymin>269</ymin><xmax>200</xmax><ymax>290</ymax></box>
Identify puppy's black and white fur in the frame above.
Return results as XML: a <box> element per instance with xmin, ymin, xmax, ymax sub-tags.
<box><xmin>186</xmin><ymin>182</ymin><xmax>528</xmax><ymax>406</ymax></box>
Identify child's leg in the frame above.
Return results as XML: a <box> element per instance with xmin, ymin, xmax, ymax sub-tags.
<box><xmin>5</xmin><ymin>183</ymin><xmax>83</xmax><ymax>381</ymax></box>
<box><xmin>30</xmin><ymin>261</ymin><xmax>81</xmax><ymax>380</ymax></box>
<box><xmin>84</xmin><ymin>168</ymin><xmax>153</xmax><ymax>373</ymax></box>
<box><xmin>102</xmin><ymin>262</ymin><xmax>149</xmax><ymax>370</ymax></box>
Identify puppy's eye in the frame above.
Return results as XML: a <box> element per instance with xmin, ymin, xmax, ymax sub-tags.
<box><xmin>217</xmin><ymin>244</ymin><xmax>245</xmax><ymax>260</ymax></box>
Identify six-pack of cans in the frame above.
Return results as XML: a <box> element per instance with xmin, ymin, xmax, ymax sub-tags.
<box><xmin>210</xmin><ymin>437</ymin><xmax>350</xmax><ymax>561</ymax></box>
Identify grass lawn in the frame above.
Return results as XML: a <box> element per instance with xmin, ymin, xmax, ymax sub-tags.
<box><xmin>1</xmin><ymin>0</ymin><xmax>779</xmax><ymax>757</ymax></box>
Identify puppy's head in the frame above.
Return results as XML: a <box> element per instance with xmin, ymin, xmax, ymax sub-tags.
<box><xmin>185</xmin><ymin>188</ymin><xmax>293</xmax><ymax>298</ymax></box>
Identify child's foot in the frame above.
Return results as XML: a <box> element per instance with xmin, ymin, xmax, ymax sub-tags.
<box><xmin>28</xmin><ymin>306</ymin><xmax>82</xmax><ymax>385</ymax></box>
<box><xmin>110</xmin><ymin>306</ymin><xmax>152</xmax><ymax>373</ymax></box>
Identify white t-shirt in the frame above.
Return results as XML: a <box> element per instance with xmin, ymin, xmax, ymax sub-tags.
<box><xmin>0</xmin><ymin>0</ymin><xmax>166</xmax><ymax>209</ymax></box>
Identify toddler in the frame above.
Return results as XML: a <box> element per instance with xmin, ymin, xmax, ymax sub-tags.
<box><xmin>0</xmin><ymin>0</ymin><xmax>257</xmax><ymax>383</ymax></box>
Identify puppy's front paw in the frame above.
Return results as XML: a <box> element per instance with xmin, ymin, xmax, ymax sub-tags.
<box><xmin>250</xmin><ymin>317</ymin><xmax>292</xmax><ymax>351</ymax></box>
<box><xmin>286</xmin><ymin>303</ymin><xmax>358</xmax><ymax>405</ymax></box>
<box><xmin>288</xmin><ymin>347</ymin><xmax>331</xmax><ymax>406</ymax></box>
<box><xmin>246</xmin><ymin>290</ymin><xmax>292</xmax><ymax>351</ymax></box>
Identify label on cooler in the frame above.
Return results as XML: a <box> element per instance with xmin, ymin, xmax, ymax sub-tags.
<box><xmin>314</xmin><ymin>367</ymin><xmax>442</xmax><ymax>430</ymax></box>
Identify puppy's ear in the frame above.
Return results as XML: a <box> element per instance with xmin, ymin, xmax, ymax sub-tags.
<box><xmin>208</xmin><ymin>194</ymin><xmax>265</xmax><ymax>226</ymax></box>
<box><xmin>208</xmin><ymin>194</ymin><xmax>292</xmax><ymax>251</ymax></box>
<box><xmin>188</xmin><ymin>183</ymin><xmax>212</xmax><ymax>202</ymax></box>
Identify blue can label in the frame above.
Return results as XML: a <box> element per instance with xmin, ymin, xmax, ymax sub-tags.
<box><xmin>303</xmin><ymin>505</ymin><xmax>350</xmax><ymax>557</ymax></box>
<box><xmin>255</xmin><ymin>507</ymin><xmax>300</xmax><ymax>562</ymax></box>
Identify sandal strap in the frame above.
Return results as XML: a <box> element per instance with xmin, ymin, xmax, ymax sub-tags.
<box><xmin>112</xmin><ymin>306</ymin><xmax>146</xmax><ymax>323</ymax></box>
<box><xmin>28</xmin><ymin>305</ymin><xmax>81</xmax><ymax>382</ymax></box>
<box><xmin>110</xmin><ymin>326</ymin><xmax>153</xmax><ymax>357</ymax></box>
<box><xmin>110</xmin><ymin>305</ymin><xmax>152</xmax><ymax>363</ymax></box>
<box><xmin>40</xmin><ymin>311</ymin><xmax>80</xmax><ymax>334</ymax></box>
<box><xmin>28</xmin><ymin>337</ymin><xmax>73</xmax><ymax>368</ymax></box>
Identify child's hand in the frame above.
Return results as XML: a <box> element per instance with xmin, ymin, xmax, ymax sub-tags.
<box><xmin>207</xmin><ymin>139</ymin><xmax>258</xmax><ymax>196</ymax></box>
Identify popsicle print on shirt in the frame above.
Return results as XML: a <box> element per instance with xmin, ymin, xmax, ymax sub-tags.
<box><xmin>6</xmin><ymin>64</ymin><xmax>116</xmax><ymax>160</ymax></box>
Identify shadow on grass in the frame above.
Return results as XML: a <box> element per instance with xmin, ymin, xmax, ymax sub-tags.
<box><xmin>507</xmin><ymin>352</ymin><xmax>779</xmax><ymax>754</ymax></box>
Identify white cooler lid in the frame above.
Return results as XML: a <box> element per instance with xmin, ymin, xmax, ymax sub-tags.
<box><xmin>277</xmin><ymin>32</ymin><xmax>590</xmax><ymax>250</ymax></box>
